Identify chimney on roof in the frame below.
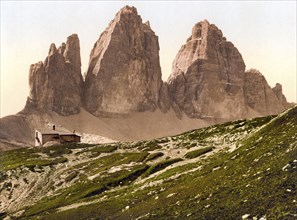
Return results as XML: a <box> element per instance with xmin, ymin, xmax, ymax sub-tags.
<box><xmin>53</xmin><ymin>125</ymin><xmax>56</xmax><ymax>130</ymax></box>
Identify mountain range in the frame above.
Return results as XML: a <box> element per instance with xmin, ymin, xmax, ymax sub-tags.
<box><xmin>0</xmin><ymin>6</ymin><xmax>292</xmax><ymax>151</ymax></box>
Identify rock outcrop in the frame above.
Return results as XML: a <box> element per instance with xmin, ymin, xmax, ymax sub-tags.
<box><xmin>83</xmin><ymin>6</ymin><xmax>163</xmax><ymax>116</ymax></box>
<box><xmin>167</xmin><ymin>20</ymin><xmax>290</xmax><ymax>119</ymax></box>
<box><xmin>167</xmin><ymin>20</ymin><xmax>246</xmax><ymax>119</ymax></box>
<box><xmin>24</xmin><ymin>9</ymin><xmax>290</xmax><ymax>120</ymax></box>
<box><xmin>243</xmin><ymin>69</ymin><xmax>287</xmax><ymax>115</ymax></box>
<box><xmin>272</xmin><ymin>83</ymin><xmax>291</xmax><ymax>109</ymax></box>
<box><xmin>26</xmin><ymin>34</ymin><xmax>83</xmax><ymax>116</ymax></box>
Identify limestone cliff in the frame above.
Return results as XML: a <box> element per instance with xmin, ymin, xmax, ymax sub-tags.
<box><xmin>272</xmin><ymin>83</ymin><xmax>291</xmax><ymax>109</ymax></box>
<box><xmin>83</xmin><ymin>6</ymin><xmax>163</xmax><ymax>116</ymax></box>
<box><xmin>26</xmin><ymin>34</ymin><xmax>83</xmax><ymax>116</ymax></box>
<box><xmin>244</xmin><ymin>69</ymin><xmax>289</xmax><ymax>115</ymax></box>
<box><xmin>167</xmin><ymin>20</ymin><xmax>290</xmax><ymax>119</ymax></box>
<box><xmin>167</xmin><ymin>20</ymin><xmax>246</xmax><ymax>119</ymax></box>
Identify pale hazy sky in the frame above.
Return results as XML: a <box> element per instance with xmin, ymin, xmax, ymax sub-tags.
<box><xmin>1</xmin><ymin>1</ymin><xmax>296</xmax><ymax>117</ymax></box>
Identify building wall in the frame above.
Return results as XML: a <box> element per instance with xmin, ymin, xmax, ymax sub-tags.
<box><xmin>60</xmin><ymin>135</ymin><xmax>80</xmax><ymax>144</ymax></box>
<box><xmin>35</xmin><ymin>131</ymin><xmax>80</xmax><ymax>146</ymax></box>
<box><xmin>74</xmin><ymin>136</ymin><xmax>81</xmax><ymax>143</ymax></box>
<box><xmin>42</xmin><ymin>134</ymin><xmax>60</xmax><ymax>145</ymax></box>
<box><xmin>35</xmin><ymin>130</ymin><xmax>43</xmax><ymax>146</ymax></box>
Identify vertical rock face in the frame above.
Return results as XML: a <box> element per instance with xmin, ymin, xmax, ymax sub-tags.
<box><xmin>24</xmin><ymin>11</ymin><xmax>291</xmax><ymax>121</ymax></box>
<box><xmin>26</xmin><ymin>34</ymin><xmax>83</xmax><ymax>116</ymax></box>
<box><xmin>168</xmin><ymin>20</ymin><xmax>246</xmax><ymax>119</ymax></box>
<box><xmin>83</xmin><ymin>6</ymin><xmax>162</xmax><ymax>116</ymax></box>
<box><xmin>243</xmin><ymin>69</ymin><xmax>286</xmax><ymax>115</ymax></box>
<box><xmin>272</xmin><ymin>83</ymin><xmax>291</xmax><ymax>109</ymax></box>
<box><xmin>167</xmin><ymin>20</ymin><xmax>291</xmax><ymax>119</ymax></box>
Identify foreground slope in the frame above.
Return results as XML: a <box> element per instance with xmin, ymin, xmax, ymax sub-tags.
<box><xmin>1</xmin><ymin>105</ymin><xmax>296</xmax><ymax>219</ymax></box>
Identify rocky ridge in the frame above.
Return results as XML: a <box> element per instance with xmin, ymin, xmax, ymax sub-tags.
<box><xmin>26</xmin><ymin>6</ymin><xmax>290</xmax><ymax>119</ymax></box>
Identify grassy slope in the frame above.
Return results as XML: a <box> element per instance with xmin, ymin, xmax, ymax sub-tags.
<box><xmin>0</xmin><ymin>106</ymin><xmax>296</xmax><ymax>219</ymax></box>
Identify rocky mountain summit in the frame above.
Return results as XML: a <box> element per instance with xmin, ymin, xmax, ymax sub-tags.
<box><xmin>243</xmin><ymin>69</ymin><xmax>290</xmax><ymax>115</ymax></box>
<box><xmin>167</xmin><ymin>19</ymin><xmax>290</xmax><ymax>119</ymax></box>
<box><xmin>83</xmin><ymin>6</ymin><xmax>163</xmax><ymax>116</ymax></box>
<box><xmin>25</xmin><ymin>34</ymin><xmax>83</xmax><ymax>116</ymax></box>
<box><xmin>272</xmin><ymin>82</ymin><xmax>291</xmax><ymax>109</ymax></box>
<box><xmin>0</xmin><ymin>6</ymin><xmax>292</xmax><ymax>150</ymax></box>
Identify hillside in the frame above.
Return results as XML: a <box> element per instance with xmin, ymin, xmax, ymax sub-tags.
<box><xmin>0</xmin><ymin>105</ymin><xmax>296</xmax><ymax>219</ymax></box>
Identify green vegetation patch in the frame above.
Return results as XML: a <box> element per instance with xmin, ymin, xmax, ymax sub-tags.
<box><xmin>143</xmin><ymin>158</ymin><xmax>183</xmax><ymax>177</ymax></box>
<box><xmin>84</xmin><ymin>164</ymin><xmax>149</xmax><ymax>198</ymax></box>
<box><xmin>23</xmin><ymin>163</ymin><xmax>149</xmax><ymax>217</ymax></box>
<box><xmin>87</xmin><ymin>144</ymin><xmax>118</xmax><ymax>157</ymax></box>
<box><xmin>0</xmin><ymin>143</ymin><xmax>98</xmax><ymax>171</ymax></box>
<box><xmin>40</xmin><ymin>145</ymin><xmax>72</xmax><ymax>157</ymax></box>
<box><xmin>184</xmin><ymin>147</ymin><xmax>214</xmax><ymax>159</ymax></box>
<box><xmin>89</xmin><ymin>144</ymin><xmax>118</xmax><ymax>153</ymax></box>
<box><xmin>74</xmin><ymin>152</ymin><xmax>149</xmax><ymax>181</ymax></box>
<box><xmin>144</xmin><ymin>152</ymin><xmax>164</xmax><ymax>162</ymax></box>
<box><xmin>1</xmin><ymin>156</ymin><xmax>68</xmax><ymax>171</ymax></box>
<box><xmin>155</xmin><ymin>138</ymin><xmax>170</xmax><ymax>144</ymax></box>
<box><xmin>129</xmin><ymin>140</ymin><xmax>162</xmax><ymax>151</ymax></box>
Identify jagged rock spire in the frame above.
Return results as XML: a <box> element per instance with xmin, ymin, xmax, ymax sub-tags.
<box><xmin>83</xmin><ymin>5</ymin><xmax>163</xmax><ymax>116</ymax></box>
<box><xmin>167</xmin><ymin>20</ymin><xmax>246</xmax><ymax>119</ymax></box>
<box><xmin>26</xmin><ymin>34</ymin><xmax>83</xmax><ymax>116</ymax></box>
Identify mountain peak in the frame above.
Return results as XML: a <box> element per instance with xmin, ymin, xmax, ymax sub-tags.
<box><xmin>83</xmin><ymin>6</ymin><xmax>163</xmax><ymax>116</ymax></box>
<box><xmin>191</xmin><ymin>19</ymin><xmax>223</xmax><ymax>42</ymax></box>
<box><xmin>26</xmin><ymin>34</ymin><xmax>83</xmax><ymax>116</ymax></box>
<box><xmin>64</xmin><ymin>33</ymin><xmax>81</xmax><ymax>68</ymax></box>
<box><xmin>113</xmin><ymin>5</ymin><xmax>142</xmax><ymax>26</ymax></box>
<box><xmin>118</xmin><ymin>5</ymin><xmax>138</xmax><ymax>15</ymax></box>
<box><xmin>48</xmin><ymin>43</ymin><xmax>57</xmax><ymax>56</ymax></box>
<box><xmin>168</xmin><ymin>18</ymin><xmax>290</xmax><ymax>119</ymax></box>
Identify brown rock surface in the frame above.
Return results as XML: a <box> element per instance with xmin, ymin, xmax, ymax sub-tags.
<box><xmin>243</xmin><ymin>69</ymin><xmax>286</xmax><ymax>115</ymax></box>
<box><xmin>83</xmin><ymin>6</ymin><xmax>163</xmax><ymax>116</ymax></box>
<box><xmin>168</xmin><ymin>20</ymin><xmax>246</xmax><ymax>119</ymax></box>
<box><xmin>26</xmin><ymin>34</ymin><xmax>83</xmax><ymax>116</ymax></box>
<box><xmin>272</xmin><ymin>83</ymin><xmax>291</xmax><ymax>109</ymax></box>
<box><xmin>167</xmin><ymin>20</ymin><xmax>291</xmax><ymax>119</ymax></box>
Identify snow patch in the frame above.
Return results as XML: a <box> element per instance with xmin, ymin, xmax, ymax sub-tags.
<box><xmin>81</xmin><ymin>133</ymin><xmax>116</xmax><ymax>144</ymax></box>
